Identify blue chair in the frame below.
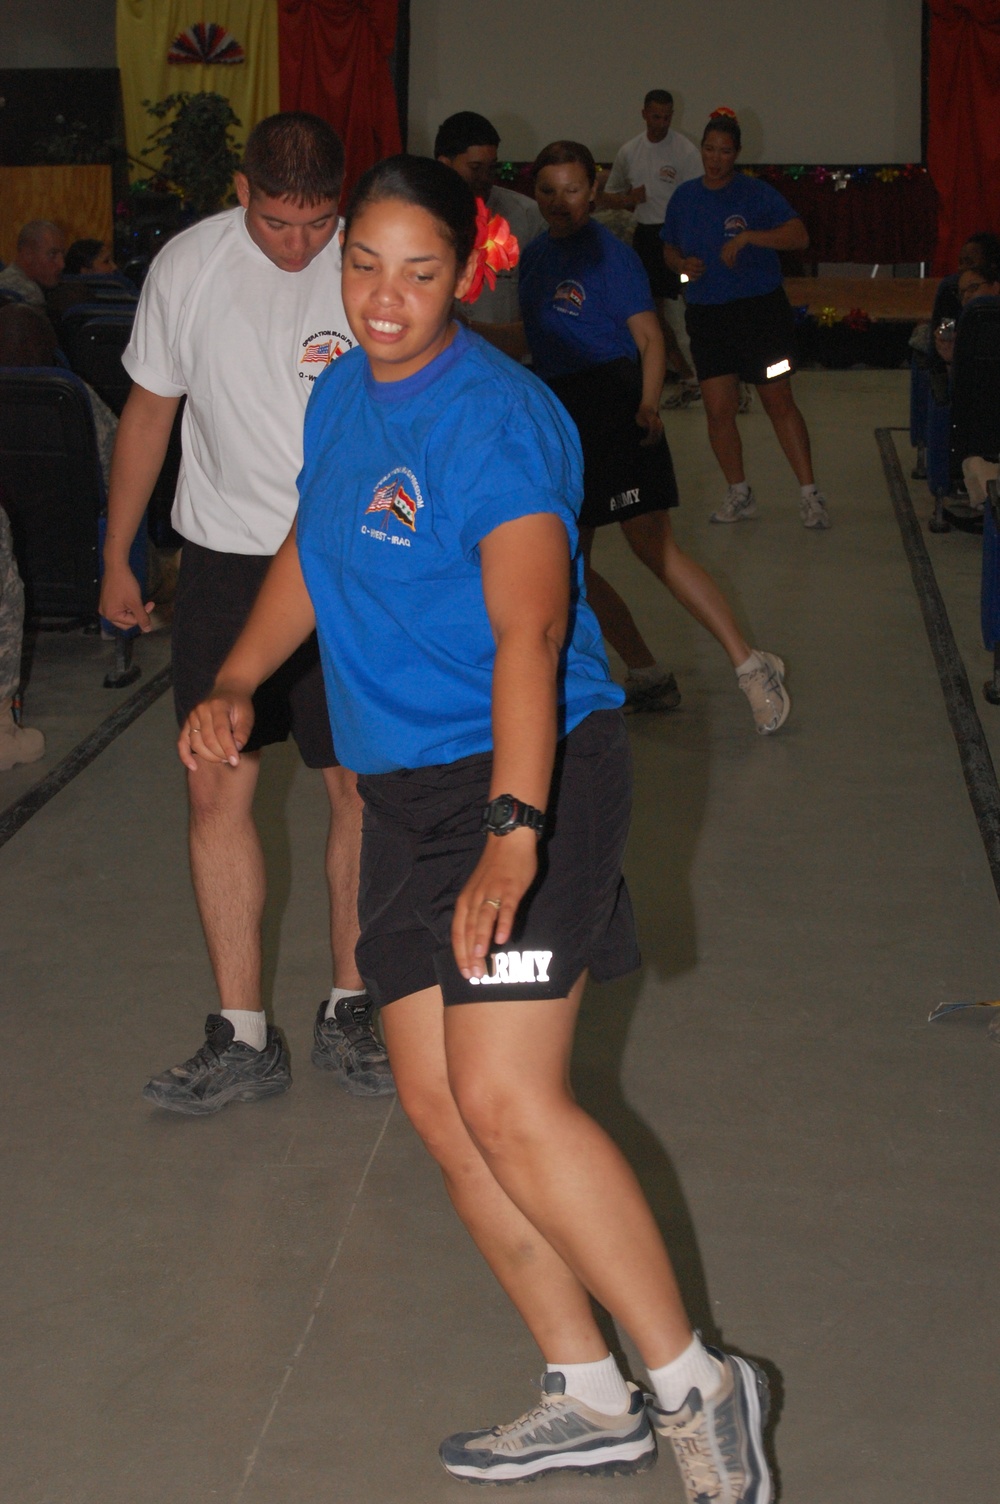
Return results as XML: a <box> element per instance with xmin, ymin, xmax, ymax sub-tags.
<box><xmin>0</xmin><ymin>367</ymin><xmax>146</xmax><ymax>686</ymax></box>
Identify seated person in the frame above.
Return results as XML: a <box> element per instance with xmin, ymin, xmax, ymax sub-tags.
<box><xmin>0</xmin><ymin>221</ymin><xmax>66</xmax><ymax>307</ymax></box>
<box><xmin>922</xmin><ymin>233</ymin><xmax>1000</xmax><ymax>395</ymax></box>
<box><xmin>64</xmin><ymin>239</ymin><xmax>117</xmax><ymax>277</ymax></box>
<box><xmin>934</xmin><ymin>263</ymin><xmax>1000</xmax><ymax>510</ymax></box>
<box><xmin>0</xmin><ymin>303</ymin><xmax>117</xmax><ymax>486</ymax></box>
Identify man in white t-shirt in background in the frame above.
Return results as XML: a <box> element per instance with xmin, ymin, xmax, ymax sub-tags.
<box><xmin>599</xmin><ymin>89</ymin><xmax>702</xmax><ymax>403</ymax></box>
<box><xmin>100</xmin><ymin>113</ymin><xmax>394</xmax><ymax>1114</ymax></box>
<box><xmin>435</xmin><ymin>111</ymin><xmax>545</xmax><ymax>360</ymax></box>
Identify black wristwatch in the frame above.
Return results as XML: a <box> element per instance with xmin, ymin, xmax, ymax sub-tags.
<box><xmin>481</xmin><ymin>793</ymin><xmax>545</xmax><ymax>837</ymax></box>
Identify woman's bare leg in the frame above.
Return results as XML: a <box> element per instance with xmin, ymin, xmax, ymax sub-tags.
<box><xmin>755</xmin><ymin>376</ymin><xmax>814</xmax><ymax>484</ymax></box>
<box><xmin>579</xmin><ymin>526</ymin><xmax>656</xmax><ymax>672</ymax></box>
<box><xmin>445</xmin><ymin>977</ymin><xmax>692</xmax><ymax>1371</ymax></box>
<box><xmin>700</xmin><ymin>374</ymin><xmax>744</xmax><ymax>483</ymax></box>
<box><xmin>621</xmin><ymin>511</ymin><xmax>751</xmax><ymax>667</ymax></box>
<box><xmin>381</xmin><ymin>987</ymin><xmax>609</xmax><ymax>1361</ymax></box>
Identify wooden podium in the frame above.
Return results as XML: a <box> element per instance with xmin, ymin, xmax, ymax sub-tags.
<box><xmin>0</xmin><ymin>166</ymin><xmax>113</xmax><ymax>264</ymax></box>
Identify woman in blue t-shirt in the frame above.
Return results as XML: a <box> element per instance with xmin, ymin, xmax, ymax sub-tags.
<box><xmin>662</xmin><ymin>110</ymin><xmax>830</xmax><ymax>528</ymax></box>
<box><xmin>520</xmin><ymin>139</ymin><xmax>789</xmax><ymax>734</ymax></box>
<box><xmin>176</xmin><ymin>155</ymin><xmax>773</xmax><ymax>1504</ymax></box>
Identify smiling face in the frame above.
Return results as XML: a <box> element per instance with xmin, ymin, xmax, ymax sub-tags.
<box><xmin>701</xmin><ymin>129</ymin><xmax>740</xmax><ymax>187</ymax></box>
<box><xmin>341</xmin><ymin>198</ymin><xmax>475</xmax><ymax>382</ymax></box>
<box><xmin>535</xmin><ymin>161</ymin><xmax>595</xmax><ymax>238</ymax></box>
<box><xmin>236</xmin><ymin>173</ymin><xmax>339</xmax><ymax>273</ymax></box>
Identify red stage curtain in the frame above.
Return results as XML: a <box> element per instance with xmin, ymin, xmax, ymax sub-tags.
<box><xmin>278</xmin><ymin>0</ymin><xmax>402</xmax><ymax>204</ymax></box>
<box><xmin>928</xmin><ymin>0</ymin><xmax>1000</xmax><ymax>273</ymax></box>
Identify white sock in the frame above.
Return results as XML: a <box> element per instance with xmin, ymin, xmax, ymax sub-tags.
<box><xmin>324</xmin><ymin>986</ymin><xmax>365</xmax><ymax>1021</ymax></box>
<box><xmin>801</xmin><ymin>483</ymin><xmax>820</xmax><ymax>498</ymax></box>
<box><xmin>220</xmin><ymin>1009</ymin><xmax>267</xmax><ymax>1051</ymax></box>
<box><xmin>548</xmin><ymin>1354</ymin><xmax>631</xmax><ymax>1416</ymax></box>
<box><xmin>626</xmin><ymin>662</ymin><xmax>670</xmax><ymax>688</ymax></box>
<box><xmin>647</xmin><ymin>1335</ymin><xmax>723</xmax><ymax>1412</ymax></box>
<box><xmin>728</xmin><ymin>481</ymin><xmax>751</xmax><ymax>498</ymax></box>
<box><xmin>734</xmin><ymin>650</ymin><xmax>764</xmax><ymax>677</ymax></box>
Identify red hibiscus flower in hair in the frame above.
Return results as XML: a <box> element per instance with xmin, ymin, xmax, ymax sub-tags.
<box><xmin>461</xmin><ymin>199</ymin><xmax>520</xmax><ymax>303</ymax></box>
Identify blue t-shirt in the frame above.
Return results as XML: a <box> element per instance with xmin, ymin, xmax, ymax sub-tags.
<box><xmin>296</xmin><ymin>325</ymin><xmax>623</xmax><ymax>775</ymax></box>
<box><xmin>518</xmin><ymin>220</ymin><xmax>655</xmax><ymax>379</ymax></box>
<box><xmin>661</xmin><ymin>174</ymin><xmax>797</xmax><ymax>305</ymax></box>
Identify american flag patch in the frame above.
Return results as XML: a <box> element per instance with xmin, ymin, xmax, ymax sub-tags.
<box><xmin>300</xmin><ymin>340</ymin><xmax>345</xmax><ymax>365</ymax></box>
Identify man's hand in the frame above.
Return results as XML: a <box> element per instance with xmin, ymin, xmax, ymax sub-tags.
<box><xmin>178</xmin><ymin>686</ymin><xmax>256</xmax><ymax>772</ymax></box>
<box><xmin>636</xmin><ymin>403</ymin><xmax>664</xmax><ymax>446</ymax></box>
<box><xmin>452</xmin><ymin>829</ymin><xmax>539</xmax><ymax>979</ymax></box>
<box><xmin>720</xmin><ymin>233</ymin><xmax>749</xmax><ymax>269</ymax></box>
<box><xmin>679</xmin><ymin>255</ymin><xmax>705</xmax><ymax>282</ymax></box>
<box><xmin>99</xmin><ymin>560</ymin><xmax>154</xmax><ymax>632</ymax></box>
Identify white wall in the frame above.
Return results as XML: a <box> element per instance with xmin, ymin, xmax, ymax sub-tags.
<box><xmin>408</xmin><ymin>0</ymin><xmax>923</xmax><ymax>164</ymax></box>
<box><xmin>0</xmin><ymin>0</ymin><xmax>115</xmax><ymax>67</ymax></box>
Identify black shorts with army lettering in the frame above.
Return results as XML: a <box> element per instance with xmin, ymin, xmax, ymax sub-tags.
<box><xmin>355</xmin><ymin>710</ymin><xmax>641</xmax><ymax>1008</ymax></box>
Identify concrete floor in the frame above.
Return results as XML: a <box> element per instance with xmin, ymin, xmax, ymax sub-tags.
<box><xmin>2</xmin><ymin>371</ymin><xmax>998</xmax><ymax>1503</ymax></box>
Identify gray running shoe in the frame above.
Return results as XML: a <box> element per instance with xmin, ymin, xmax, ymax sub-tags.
<box><xmin>141</xmin><ymin>1014</ymin><xmax>290</xmax><ymax>1116</ymax></box>
<box><xmin>623</xmin><ymin>670</ymin><xmax>682</xmax><ymax>715</ymax></box>
<box><xmin>662</xmin><ymin>379</ymin><xmax>702</xmax><ymax>409</ymax></box>
<box><xmin>311</xmin><ymin>995</ymin><xmax>395</xmax><ymax>1097</ymax></box>
<box><xmin>439</xmin><ymin>1371</ymin><xmax>656</xmax><ymax>1484</ymax></box>
<box><xmin>648</xmin><ymin>1348</ymin><xmax>772</xmax><ymax>1504</ymax></box>
<box><xmin>738</xmin><ymin>652</ymin><xmax>790</xmax><ymax>735</ymax></box>
<box><xmin>799</xmin><ymin>491</ymin><xmax>831</xmax><ymax>529</ymax></box>
<box><xmin>710</xmin><ymin>487</ymin><xmax>759</xmax><ymax>524</ymax></box>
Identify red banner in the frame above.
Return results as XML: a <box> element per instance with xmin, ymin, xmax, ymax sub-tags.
<box><xmin>277</xmin><ymin>0</ymin><xmax>402</xmax><ymax>206</ymax></box>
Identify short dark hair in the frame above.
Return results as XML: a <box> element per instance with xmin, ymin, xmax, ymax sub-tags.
<box><xmin>532</xmin><ymin>140</ymin><xmax>597</xmax><ymax>186</ymax></box>
<box><xmin>702</xmin><ymin>112</ymin><xmax>742</xmax><ymax>152</ymax></box>
<box><xmin>644</xmin><ymin>90</ymin><xmax>674</xmax><ymax>108</ymax></box>
<box><xmin>0</xmin><ymin>303</ymin><xmax>58</xmax><ymax>366</ymax></box>
<box><xmin>964</xmin><ymin>260</ymin><xmax>1000</xmax><ymax>287</ymax></box>
<box><xmin>64</xmin><ymin>239</ymin><xmax>105</xmax><ymax>276</ymax></box>
<box><xmin>966</xmin><ymin>232</ymin><xmax>1000</xmax><ymax>267</ymax></box>
<box><xmin>344</xmin><ymin>155</ymin><xmax>479</xmax><ymax>270</ymax></box>
<box><xmin>241</xmin><ymin>112</ymin><xmax>345</xmax><ymax>205</ymax></box>
<box><xmin>434</xmin><ymin>111</ymin><xmax>500</xmax><ymax>160</ymax></box>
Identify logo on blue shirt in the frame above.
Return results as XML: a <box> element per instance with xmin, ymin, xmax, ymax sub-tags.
<box><xmin>723</xmin><ymin>215</ymin><xmax>749</xmax><ymax>239</ymax></box>
<box><xmin>362</xmin><ymin>466</ymin><xmax>424</xmax><ymax>546</ymax></box>
<box><xmin>553</xmin><ymin>280</ymin><xmax>586</xmax><ymax>317</ymax></box>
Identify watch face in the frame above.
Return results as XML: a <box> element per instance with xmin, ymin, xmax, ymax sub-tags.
<box><xmin>493</xmin><ymin>795</ymin><xmax>515</xmax><ymax>826</ymax></box>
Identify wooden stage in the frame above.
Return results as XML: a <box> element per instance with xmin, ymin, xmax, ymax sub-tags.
<box><xmin>783</xmin><ymin>276</ymin><xmax>938</xmax><ymax>321</ymax></box>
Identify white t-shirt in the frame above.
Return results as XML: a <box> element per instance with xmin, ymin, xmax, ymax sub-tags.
<box><xmin>604</xmin><ymin>128</ymin><xmax>703</xmax><ymax>225</ymax></box>
<box><xmin>470</xmin><ymin>184</ymin><xmax>545</xmax><ymax>325</ymax></box>
<box><xmin>123</xmin><ymin>206</ymin><xmax>354</xmax><ymax>555</ymax></box>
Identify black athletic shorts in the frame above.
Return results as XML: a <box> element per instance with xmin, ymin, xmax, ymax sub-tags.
<box><xmin>631</xmin><ymin>223</ymin><xmax>681</xmax><ymax>300</ymax></box>
<box><xmin>172</xmin><ymin>539</ymin><xmax>338</xmax><ymax>768</ymax></box>
<box><xmin>355</xmin><ymin>709</ymin><xmax>640</xmax><ymax>1008</ymax></box>
<box><xmin>547</xmin><ymin>359</ymin><xmax>679</xmax><ymax>529</ymax></box>
<box><xmin>685</xmin><ymin>284</ymin><xmax>797</xmax><ymax>385</ymax></box>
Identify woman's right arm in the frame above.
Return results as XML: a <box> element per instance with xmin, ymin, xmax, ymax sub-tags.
<box><xmin>177</xmin><ymin>521</ymin><xmax>316</xmax><ymax>770</ymax></box>
<box><xmin>662</xmin><ymin>240</ymin><xmax>705</xmax><ymax>282</ymax></box>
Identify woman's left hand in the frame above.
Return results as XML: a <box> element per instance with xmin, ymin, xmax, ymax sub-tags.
<box><xmin>635</xmin><ymin>404</ymin><xmax>664</xmax><ymax>446</ymax></box>
<box><xmin>720</xmin><ymin>232</ymin><xmax>749</xmax><ymax>269</ymax></box>
<box><xmin>452</xmin><ymin>829</ymin><xmax>539</xmax><ymax>979</ymax></box>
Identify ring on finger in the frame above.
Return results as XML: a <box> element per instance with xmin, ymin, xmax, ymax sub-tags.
<box><xmin>483</xmin><ymin>897</ymin><xmax>502</xmax><ymax>910</ymax></box>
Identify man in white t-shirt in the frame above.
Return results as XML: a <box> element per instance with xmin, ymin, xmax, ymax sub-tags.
<box><xmin>600</xmin><ymin>89</ymin><xmax>702</xmax><ymax>397</ymax></box>
<box><xmin>435</xmin><ymin>111</ymin><xmax>545</xmax><ymax>360</ymax></box>
<box><xmin>100</xmin><ymin>113</ymin><xmax>394</xmax><ymax>1114</ymax></box>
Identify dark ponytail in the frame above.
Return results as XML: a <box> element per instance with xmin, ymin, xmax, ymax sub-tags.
<box><xmin>702</xmin><ymin>109</ymin><xmax>741</xmax><ymax>153</ymax></box>
<box><xmin>344</xmin><ymin>155</ymin><xmax>479</xmax><ymax>269</ymax></box>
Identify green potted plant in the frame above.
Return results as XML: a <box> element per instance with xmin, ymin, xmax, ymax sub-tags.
<box><xmin>141</xmin><ymin>92</ymin><xmax>242</xmax><ymax>218</ymax></box>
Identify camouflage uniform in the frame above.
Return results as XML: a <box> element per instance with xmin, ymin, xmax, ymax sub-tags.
<box><xmin>0</xmin><ymin>504</ymin><xmax>24</xmax><ymax>704</ymax></box>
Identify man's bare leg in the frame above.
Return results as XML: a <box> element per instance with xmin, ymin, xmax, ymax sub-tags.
<box><xmin>188</xmin><ymin>751</ymin><xmax>265</xmax><ymax>1010</ymax></box>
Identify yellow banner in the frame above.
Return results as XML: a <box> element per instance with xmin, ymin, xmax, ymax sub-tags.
<box><xmin>117</xmin><ymin>1</ymin><xmax>279</xmax><ymax>185</ymax></box>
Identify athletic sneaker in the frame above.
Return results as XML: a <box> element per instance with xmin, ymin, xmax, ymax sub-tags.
<box><xmin>439</xmin><ymin>1371</ymin><xmax>656</xmax><ymax>1484</ymax></box>
<box><xmin>799</xmin><ymin>491</ymin><xmax>831</xmax><ymax>529</ymax></box>
<box><xmin>662</xmin><ymin>379</ymin><xmax>702</xmax><ymax>409</ymax></box>
<box><xmin>738</xmin><ymin>652</ymin><xmax>790</xmax><ymax>735</ymax></box>
<box><xmin>623</xmin><ymin>669</ymin><xmax>682</xmax><ymax>714</ymax></box>
<box><xmin>710</xmin><ymin>487</ymin><xmax>759</xmax><ymax>524</ymax></box>
<box><xmin>648</xmin><ymin>1348</ymin><xmax>772</xmax><ymax>1504</ymax></box>
<box><xmin>311</xmin><ymin>994</ymin><xmax>395</xmax><ymax>1097</ymax></box>
<box><xmin>141</xmin><ymin>1014</ymin><xmax>290</xmax><ymax>1116</ymax></box>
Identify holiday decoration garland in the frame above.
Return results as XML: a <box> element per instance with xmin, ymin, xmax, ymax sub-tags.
<box><xmin>168</xmin><ymin>23</ymin><xmax>245</xmax><ymax>66</ymax></box>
